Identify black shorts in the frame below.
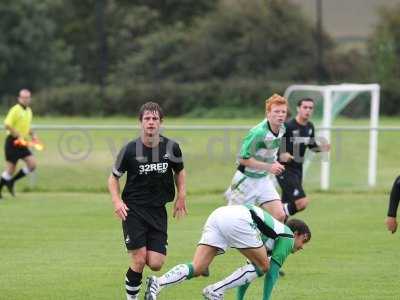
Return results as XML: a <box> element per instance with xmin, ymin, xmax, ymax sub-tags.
<box><xmin>122</xmin><ymin>205</ymin><xmax>168</xmax><ymax>254</ymax></box>
<box><xmin>276</xmin><ymin>168</ymin><xmax>306</xmax><ymax>203</ymax></box>
<box><xmin>4</xmin><ymin>135</ymin><xmax>32</xmax><ymax>164</ymax></box>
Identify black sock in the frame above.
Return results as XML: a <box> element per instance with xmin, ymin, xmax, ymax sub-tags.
<box><xmin>125</xmin><ymin>268</ymin><xmax>142</xmax><ymax>299</ymax></box>
<box><xmin>287</xmin><ymin>202</ymin><xmax>298</xmax><ymax>216</ymax></box>
<box><xmin>12</xmin><ymin>169</ymin><xmax>27</xmax><ymax>182</ymax></box>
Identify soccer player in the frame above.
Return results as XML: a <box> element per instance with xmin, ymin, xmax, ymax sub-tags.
<box><xmin>107</xmin><ymin>102</ymin><xmax>187</xmax><ymax>300</ymax></box>
<box><xmin>386</xmin><ymin>175</ymin><xmax>400</xmax><ymax>233</ymax></box>
<box><xmin>224</xmin><ymin>94</ymin><xmax>288</xmax><ymax>222</ymax></box>
<box><xmin>144</xmin><ymin>204</ymin><xmax>311</xmax><ymax>300</ymax></box>
<box><xmin>0</xmin><ymin>89</ymin><xmax>38</xmax><ymax>198</ymax></box>
<box><xmin>277</xmin><ymin>98</ymin><xmax>330</xmax><ymax>217</ymax></box>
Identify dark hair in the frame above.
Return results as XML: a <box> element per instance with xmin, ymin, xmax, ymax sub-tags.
<box><xmin>286</xmin><ymin>219</ymin><xmax>311</xmax><ymax>242</ymax></box>
<box><xmin>297</xmin><ymin>98</ymin><xmax>314</xmax><ymax>107</ymax></box>
<box><xmin>138</xmin><ymin>102</ymin><xmax>164</xmax><ymax>121</ymax></box>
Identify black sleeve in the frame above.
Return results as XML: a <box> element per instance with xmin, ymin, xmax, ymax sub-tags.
<box><xmin>280</xmin><ymin>122</ymin><xmax>292</xmax><ymax>154</ymax></box>
<box><xmin>308</xmin><ymin>123</ymin><xmax>320</xmax><ymax>152</ymax></box>
<box><xmin>112</xmin><ymin>144</ymin><xmax>129</xmax><ymax>178</ymax></box>
<box><xmin>170</xmin><ymin>143</ymin><xmax>184</xmax><ymax>173</ymax></box>
<box><xmin>387</xmin><ymin>176</ymin><xmax>400</xmax><ymax>217</ymax></box>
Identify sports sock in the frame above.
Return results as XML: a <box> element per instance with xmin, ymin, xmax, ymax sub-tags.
<box><xmin>236</xmin><ymin>282</ymin><xmax>250</xmax><ymax>300</ymax></box>
<box><xmin>157</xmin><ymin>263</ymin><xmax>194</xmax><ymax>288</ymax></box>
<box><xmin>1</xmin><ymin>171</ymin><xmax>12</xmax><ymax>181</ymax></box>
<box><xmin>283</xmin><ymin>202</ymin><xmax>297</xmax><ymax>216</ymax></box>
<box><xmin>12</xmin><ymin>167</ymin><xmax>30</xmax><ymax>182</ymax></box>
<box><xmin>125</xmin><ymin>268</ymin><xmax>142</xmax><ymax>299</ymax></box>
<box><xmin>210</xmin><ymin>264</ymin><xmax>259</xmax><ymax>294</ymax></box>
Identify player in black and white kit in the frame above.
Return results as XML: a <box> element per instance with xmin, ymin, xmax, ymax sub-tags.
<box><xmin>386</xmin><ymin>176</ymin><xmax>400</xmax><ymax>234</ymax></box>
<box><xmin>277</xmin><ymin>98</ymin><xmax>330</xmax><ymax>217</ymax></box>
<box><xmin>108</xmin><ymin>102</ymin><xmax>187</xmax><ymax>300</ymax></box>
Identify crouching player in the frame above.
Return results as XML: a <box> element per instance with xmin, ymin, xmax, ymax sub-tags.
<box><xmin>144</xmin><ymin>204</ymin><xmax>311</xmax><ymax>300</ymax></box>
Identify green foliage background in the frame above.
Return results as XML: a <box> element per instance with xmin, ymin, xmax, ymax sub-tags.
<box><xmin>2</xmin><ymin>0</ymin><xmax>400</xmax><ymax>116</ymax></box>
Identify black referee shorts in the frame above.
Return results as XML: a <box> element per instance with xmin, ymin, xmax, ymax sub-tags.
<box><xmin>276</xmin><ymin>168</ymin><xmax>306</xmax><ymax>204</ymax></box>
<box><xmin>4</xmin><ymin>135</ymin><xmax>32</xmax><ymax>164</ymax></box>
<box><xmin>122</xmin><ymin>205</ymin><xmax>168</xmax><ymax>255</ymax></box>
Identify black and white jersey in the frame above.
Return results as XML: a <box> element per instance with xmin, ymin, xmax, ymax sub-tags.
<box><xmin>280</xmin><ymin>118</ymin><xmax>319</xmax><ymax>172</ymax></box>
<box><xmin>112</xmin><ymin>135</ymin><xmax>184</xmax><ymax>207</ymax></box>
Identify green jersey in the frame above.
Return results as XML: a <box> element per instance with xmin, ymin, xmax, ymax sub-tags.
<box><xmin>244</xmin><ymin>204</ymin><xmax>294</xmax><ymax>300</ymax></box>
<box><xmin>246</xmin><ymin>204</ymin><xmax>294</xmax><ymax>266</ymax></box>
<box><xmin>238</xmin><ymin>119</ymin><xmax>285</xmax><ymax>178</ymax></box>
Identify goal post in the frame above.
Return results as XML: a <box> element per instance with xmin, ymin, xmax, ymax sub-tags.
<box><xmin>283</xmin><ymin>83</ymin><xmax>380</xmax><ymax>190</ymax></box>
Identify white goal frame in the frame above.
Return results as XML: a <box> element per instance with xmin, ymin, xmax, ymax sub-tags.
<box><xmin>284</xmin><ymin>83</ymin><xmax>380</xmax><ymax>190</ymax></box>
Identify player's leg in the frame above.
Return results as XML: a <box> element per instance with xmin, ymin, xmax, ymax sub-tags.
<box><xmin>261</xmin><ymin>200</ymin><xmax>286</xmax><ymax>222</ymax></box>
<box><xmin>0</xmin><ymin>161</ymin><xmax>17</xmax><ymax>197</ymax></box>
<box><xmin>203</xmin><ymin>247</ymin><xmax>269</xmax><ymax>300</ymax></box>
<box><xmin>257</xmin><ymin>176</ymin><xmax>286</xmax><ymax>222</ymax></box>
<box><xmin>225</xmin><ymin>171</ymin><xmax>255</xmax><ymax>205</ymax></box>
<box><xmin>0</xmin><ymin>136</ymin><xmax>19</xmax><ymax>197</ymax></box>
<box><xmin>123</xmin><ymin>212</ymin><xmax>148</xmax><ymax>300</ymax></box>
<box><xmin>14</xmin><ymin>154</ymin><xmax>36</xmax><ymax>181</ymax></box>
<box><xmin>277</xmin><ymin>170</ymin><xmax>306</xmax><ymax>217</ymax></box>
<box><xmin>145</xmin><ymin>207</ymin><xmax>228</xmax><ymax>300</ymax></box>
<box><xmin>146</xmin><ymin>251</ymin><xmax>166</xmax><ymax>272</ymax></box>
<box><xmin>4</xmin><ymin>150</ymin><xmax>35</xmax><ymax>196</ymax></box>
<box><xmin>294</xmin><ymin>196</ymin><xmax>309</xmax><ymax>211</ymax></box>
<box><xmin>126</xmin><ymin>248</ymin><xmax>147</xmax><ymax>300</ymax></box>
<box><xmin>145</xmin><ymin>210</ymin><xmax>168</xmax><ymax>271</ymax></box>
<box><xmin>203</xmin><ymin>207</ymin><xmax>269</xmax><ymax>299</ymax></box>
<box><xmin>144</xmin><ymin>245</ymin><xmax>218</xmax><ymax>300</ymax></box>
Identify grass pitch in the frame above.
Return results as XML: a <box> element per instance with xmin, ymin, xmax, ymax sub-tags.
<box><xmin>0</xmin><ymin>116</ymin><xmax>399</xmax><ymax>299</ymax></box>
<box><xmin>0</xmin><ymin>191</ymin><xmax>399</xmax><ymax>300</ymax></box>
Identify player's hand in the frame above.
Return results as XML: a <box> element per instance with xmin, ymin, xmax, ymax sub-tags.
<box><xmin>267</xmin><ymin>162</ymin><xmax>285</xmax><ymax>176</ymax></box>
<box><xmin>113</xmin><ymin>199</ymin><xmax>129</xmax><ymax>221</ymax></box>
<box><xmin>319</xmin><ymin>143</ymin><xmax>331</xmax><ymax>152</ymax></box>
<box><xmin>279</xmin><ymin>152</ymin><xmax>294</xmax><ymax>163</ymax></box>
<box><xmin>173</xmin><ymin>195</ymin><xmax>187</xmax><ymax>219</ymax></box>
<box><xmin>386</xmin><ymin>217</ymin><xmax>398</xmax><ymax>234</ymax></box>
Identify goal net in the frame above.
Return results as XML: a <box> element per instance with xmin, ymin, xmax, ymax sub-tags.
<box><xmin>284</xmin><ymin>83</ymin><xmax>380</xmax><ymax>190</ymax></box>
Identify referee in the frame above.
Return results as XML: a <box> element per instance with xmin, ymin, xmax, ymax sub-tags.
<box><xmin>108</xmin><ymin>102</ymin><xmax>187</xmax><ymax>300</ymax></box>
<box><xmin>277</xmin><ymin>98</ymin><xmax>330</xmax><ymax>217</ymax></box>
<box><xmin>0</xmin><ymin>89</ymin><xmax>37</xmax><ymax>198</ymax></box>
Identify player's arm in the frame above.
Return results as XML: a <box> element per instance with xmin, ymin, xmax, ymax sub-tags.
<box><xmin>262</xmin><ymin>237</ymin><xmax>293</xmax><ymax>299</ymax></box>
<box><xmin>4</xmin><ymin>107</ymin><xmax>19</xmax><ymax>138</ymax></box>
<box><xmin>171</xmin><ymin>143</ymin><xmax>187</xmax><ymax>219</ymax></box>
<box><xmin>238</xmin><ymin>131</ymin><xmax>284</xmax><ymax>175</ymax></box>
<box><xmin>309</xmin><ymin>124</ymin><xmax>330</xmax><ymax>152</ymax></box>
<box><xmin>238</xmin><ymin>157</ymin><xmax>284</xmax><ymax>176</ymax></box>
<box><xmin>108</xmin><ymin>145</ymin><xmax>129</xmax><ymax>220</ymax></box>
<box><xmin>173</xmin><ymin>169</ymin><xmax>187</xmax><ymax>219</ymax></box>
<box><xmin>262</xmin><ymin>259</ymin><xmax>280</xmax><ymax>300</ymax></box>
<box><xmin>278</xmin><ymin>125</ymin><xmax>293</xmax><ymax>163</ymax></box>
<box><xmin>386</xmin><ymin>176</ymin><xmax>400</xmax><ymax>233</ymax></box>
<box><xmin>29</xmin><ymin>128</ymin><xmax>38</xmax><ymax>140</ymax></box>
<box><xmin>4</xmin><ymin>124</ymin><xmax>19</xmax><ymax>138</ymax></box>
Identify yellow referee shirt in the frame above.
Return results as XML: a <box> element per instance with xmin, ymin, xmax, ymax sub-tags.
<box><xmin>4</xmin><ymin>104</ymin><xmax>33</xmax><ymax>139</ymax></box>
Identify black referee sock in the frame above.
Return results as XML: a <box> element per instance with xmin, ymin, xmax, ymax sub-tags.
<box><xmin>125</xmin><ymin>268</ymin><xmax>142</xmax><ymax>299</ymax></box>
<box><xmin>12</xmin><ymin>169</ymin><xmax>28</xmax><ymax>182</ymax></box>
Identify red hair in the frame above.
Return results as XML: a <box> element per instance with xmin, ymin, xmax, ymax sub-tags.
<box><xmin>265</xmin><ymin>94</ymin><xmax>288</xmax><ymax>113</ymax></box>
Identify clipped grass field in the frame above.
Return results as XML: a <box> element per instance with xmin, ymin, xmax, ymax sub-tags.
<box><xmin>0</xmin><ymin>117</ymin><xmax>400</xmax><ymax>299</ymax></box>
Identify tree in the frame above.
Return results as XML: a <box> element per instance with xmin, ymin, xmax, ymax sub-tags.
<box><xmin>367</xmin><ymin>3</ymin><xmax>400</xmax><ymax>115</ymax></box>
<box><xmin>113</xmin><ymin>0</ymin><xmax>328</xmax><ymax>83</ymax></box>
<box><xmin>0</xmin><ymin>0</ymin><xmax>78</xmax><ymax>98</ymax></box>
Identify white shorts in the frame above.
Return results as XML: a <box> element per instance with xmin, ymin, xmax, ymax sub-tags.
<box><xmin>198</xmin><ymin>205</ymin><xmax>263</xmax><ymax>253</ymax></box>
<box><xmin>224</xmin><ymin>170</ymin><xmax>280</xmax><ymax>206</ymax></box>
